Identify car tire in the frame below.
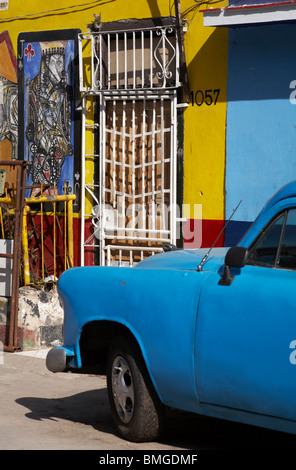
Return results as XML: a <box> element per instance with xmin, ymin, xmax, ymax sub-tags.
<box><xmin>106</xmin><ymin>335</ymin><xmax>165</xmax><ymax>442</ymax></box>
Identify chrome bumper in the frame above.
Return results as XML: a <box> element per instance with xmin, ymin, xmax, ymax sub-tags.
<box><xmin>46</xmin><ymin>347</ymin><xmax>67</xmax><ymax>373</ymax></box>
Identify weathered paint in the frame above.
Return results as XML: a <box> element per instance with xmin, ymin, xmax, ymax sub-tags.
<box><xmin>0</xmin><ymin>285</ymin><xmax>63</xmax><ymax>349</ymax></box>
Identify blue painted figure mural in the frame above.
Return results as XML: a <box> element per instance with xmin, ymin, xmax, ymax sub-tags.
<box><xmin>23</xmin><ymin>39</ymin><xmax>75</xmax><ymax>197</ymax></box>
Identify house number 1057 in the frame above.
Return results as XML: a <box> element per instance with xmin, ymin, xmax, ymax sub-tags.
<box><xmin>190</xmin><ymin>89</ymin><xmax>220</xmax><ymax>106</ymax></box>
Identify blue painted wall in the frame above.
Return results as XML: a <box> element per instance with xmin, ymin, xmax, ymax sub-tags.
<box><xmin>225</xmin><ymin>24</ymin><xmax>296</xmax><ymax>245</ymax></box>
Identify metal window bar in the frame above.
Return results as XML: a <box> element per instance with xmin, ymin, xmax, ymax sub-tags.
<box><xmin>79</xmin><ymin>21</ymin><xmax>179</xmax><ymax>267</ymax></box>
<box><xmin>80</xmin><ymin>93</ymin><xmax>102</xmax><ymax>265</ymax></box>
<box><xmin>170</xmin><ymin>91</ymin><xmax>177</xmax><ymax>243</ymax></box>
<box><xmin>80</xmin><ymin>93</ymin><xmax>177</xmax><ymax>266</ymax></box>
<box><xmin>102</xmin><ymin>94</ymin><xmax>176</xmax><ymax>266</ymax></box>
<box><xmin>78</xmin><ymin>25</ymin><xmax>179</xmax><ymax>93</ymax></box>
<box><xmin>106</xmin><ymin>245</ymin><xmax>163</xmax><ymax>267</ymax></box>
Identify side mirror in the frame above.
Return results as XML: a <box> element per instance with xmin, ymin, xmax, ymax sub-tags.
<box><xmin>218</xmin><ymin>246</ymin><xmax>248</xmax><ymax>286</ymax></box>
<box><xmin>225</xmin><ymin>246</ymin><xmax>248</xmax><ymax>268</ymax></box>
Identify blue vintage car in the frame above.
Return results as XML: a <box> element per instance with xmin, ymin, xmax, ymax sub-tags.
<box><xmin>47</xmin><ymin>181</ymin><xmax>296</xmax><ymax>442</ymax></box>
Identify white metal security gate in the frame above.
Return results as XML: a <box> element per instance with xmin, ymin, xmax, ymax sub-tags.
<box><xmin>79</xmin><ymin>23</ymin><xmax>180</xmax><ymax>266</ymax></box>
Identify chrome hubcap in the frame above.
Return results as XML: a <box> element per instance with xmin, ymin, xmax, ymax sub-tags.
<box><xmin>111</xmin><ymin>355</ymin><xmax>134</xmax><ymax>424</ymax></box>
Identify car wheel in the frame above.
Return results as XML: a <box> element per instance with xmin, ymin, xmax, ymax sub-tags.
<box><xmin>106</xmin><ymin>335</ymin><xmax>165</xmax><ymax>442</ymax></box>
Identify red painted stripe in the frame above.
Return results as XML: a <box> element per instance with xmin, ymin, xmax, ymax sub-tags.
<box><xmin>183</xmin><ymin>219</ymin><xmax>225</xmax><ymax>249</ymax></box>
<box><xmin>78</xmin><ymin>218</ymin><xmax>227</xmax><ymax>264</ymax></box>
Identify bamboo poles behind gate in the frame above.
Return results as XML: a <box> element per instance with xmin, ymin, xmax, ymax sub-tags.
<box><xmin>22</xmin><ymin>192</ymin><xmax>76</xmax><ymax>286</ymax></box>
<box><xmin>0</xmin><ymin>171</ymin><xmax>76</xmax><ymax>350</ymax></box>
<box><xmin>0</xmin><ymin>190</ymin><xmax>76</xmax><ymax>287</ymax></box>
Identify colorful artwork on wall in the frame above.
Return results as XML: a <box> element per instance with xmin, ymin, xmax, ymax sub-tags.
<box><xmin>0</xmin><ymin>31</ymin><xmax>18</xmax><ymax>190</ymax></box>
<box><xmin>0</xmin><ymin>31</ymin><xmax>17</xmax><ymax>154</ymax></box>
<box><xmin>18</xmin><ymin>29</ymin><xmax>81</xmax><ymax>210</ymax></box>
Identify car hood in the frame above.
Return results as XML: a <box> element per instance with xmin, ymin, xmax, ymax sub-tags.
<box><xmin>136</xmin><ymin>247</ymin><xmax>228</xmax><ymax>271</ymax></box>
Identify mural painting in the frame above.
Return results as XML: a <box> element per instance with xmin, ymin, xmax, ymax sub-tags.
<box><xmin>0</xmin><ymin>31</ymin><xmax>18</xmax><ymax>192</ymax></box>
<box><xmin>16</xmin><ymin>30</ymin><xmax>81</xmax><ymax>279</ymax></box>
<box><xmin>18</xmin><ymin>30</ymin><xmax>81</xmax><ymax>208</ymax></box>
<box><xmin>0</xmin><ymin>74</ymin><xmax>18</xmax><ymax>160</ymax></box>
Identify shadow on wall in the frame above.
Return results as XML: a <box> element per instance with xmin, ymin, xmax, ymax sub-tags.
<box><xmin>187</xmin><ymin>23</ymin><xmax>296</xmax><ymax>103</ymax></box>
<box><xmin>147</xmin><ymin>0</ymin><xmax>162</xmax><ymax>18</ymax></box>
<box><xmin>0</xmin><ymin>1</ymin><xmax>116</xmax><ymax>24</ymax></box>
<box><xmin>227</xmin><ymin>23</ymin><xmax>296</xmax><ymax>102</ymax></box>
<box><xmin>224</xmin><ymin>23</ymin><xmax>296</xmax><ymax>243</ymax></box>
<box><xmin>185</xmin><ymin>24</ymin><xmax>296</xmax><ymax>247</ymax></box>
<box><xmin>187</xmin><ymin>27</ymin><xmax>228</xmax><ymax>103</ymax></box>
<box><xmin>233</xmin><ymin>23</ymin><xmax>296</xmax><ymax>102</ymax></box>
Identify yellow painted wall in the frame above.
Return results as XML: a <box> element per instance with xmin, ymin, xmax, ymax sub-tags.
<box><xmin>0</xmin><ymin>0</ymin><xmax>173</xmax><ymax>47</ymax></box>
<box><xmin>182</xmin><ymin>3</ymin><xmax>228</xmax><ymax>222</ymax></box>
<box><xmin>0</xmin><ymin>0</ymin><xmax>228</xmax><ymax>224</ymax></box>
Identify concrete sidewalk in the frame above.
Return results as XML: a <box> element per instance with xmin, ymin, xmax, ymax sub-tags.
<box><xmin>1</xmin><ymin>348</ymin><xmax>296</xmax><ymax>450</ymax></box>
<box><xmin>0</xmin><ymin>349</ymin><xmax>198</xmax><ymax>450</ymax></box>
<box><xmin>14</xmin><ymin>347</ymin><xmax>51</xmax><ymax>359</ymax></box>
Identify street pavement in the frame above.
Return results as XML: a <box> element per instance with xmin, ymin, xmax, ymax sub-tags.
<box><xmin>1</xmin><ymin>349</ymin><xmax>296</xmax><ymax>451</ymax></box>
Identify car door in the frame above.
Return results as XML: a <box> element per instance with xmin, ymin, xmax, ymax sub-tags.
<box><xmin>195</xmin><ymin>207</ymin><xmax>296</xmax><ymax>421</ymax></box>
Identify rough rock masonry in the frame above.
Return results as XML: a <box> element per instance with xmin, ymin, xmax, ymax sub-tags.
<box><xmin>0</xmin><ymin>286</ymin><xmax>64</xmax><ymax>350</ymax></box>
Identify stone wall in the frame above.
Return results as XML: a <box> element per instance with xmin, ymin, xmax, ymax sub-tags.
<box><xmin>0</xmin><ymin>286</ymin><xmax>64</xmax><ymax>350</ymax></box>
